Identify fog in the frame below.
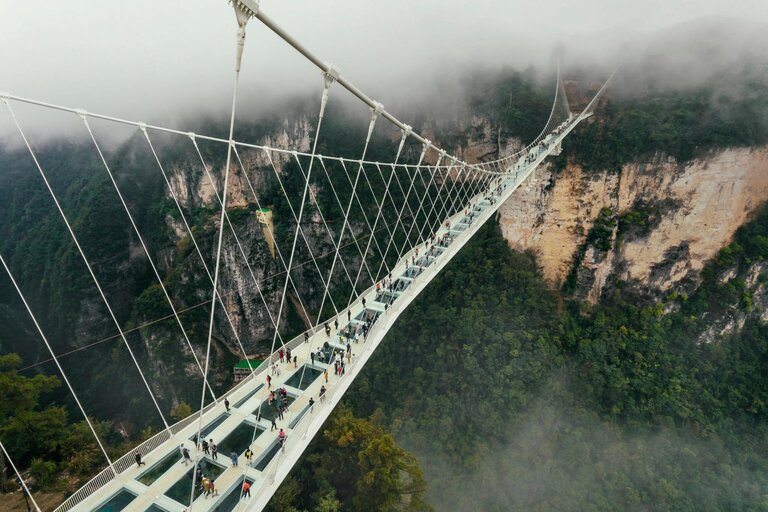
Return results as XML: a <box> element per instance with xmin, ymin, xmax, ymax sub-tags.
<box><xmin>2</xmin><ymin>0</ymin><xmax>767</xmax><ymax>141</ymax></box>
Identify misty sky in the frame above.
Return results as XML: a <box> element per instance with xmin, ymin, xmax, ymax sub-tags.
<box><xmin>2</xmin><ymin>0</ymin><xmax>767</xmax><ymax>139</ymax></box>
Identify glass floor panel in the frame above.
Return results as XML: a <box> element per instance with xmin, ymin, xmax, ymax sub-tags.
<box><xmin>253</xmin><ymin>440</ymin><xmax>282</xmax><ymax>471</ymax></box>
<box><xmin>212</xmin><ymin>477</ymin><xmax>254</xmax><ymax>512</ymax></box>
<box><xmin>284</xmin><ymin>366</ymin><xmax>322</xmax><ymax>390</ymax></box>
<box><xmin>191</xmin><ymin>413</ymin><xmax>230</xmax><ymax>444</ymax></box>
<box><xmin>288</xmin><ymin>404</ymin><xmax>312</xmax><ymax>429</ymax></box>
<box><xmin>95</xmin><ymin>488</ymin><xmax>136</xmax><ymax>512</ymax></box>
<box><xmin>216</xmin><ymin>422</ymin><xmax>263</xmax><ymax>456</ymax></box>
<box><xmin>233</xmin><ymin>384</ymin><xmax>264</xmax><ymax>408</ymax></box>
<box><xmin>137</xmin><ymin>450</ymin><xmax>179</xmax><ymax>486</ymax></box>
<box><xmin>164</xmin><ymin>460</ymin><xmax>225</xmax><ymax>504</ymax></box>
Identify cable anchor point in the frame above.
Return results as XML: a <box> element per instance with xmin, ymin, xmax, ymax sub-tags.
<box><xmin>323</xmin><ymin>64</ymin><xmax>340</xmax><ymax>89</ymax></box>
<box><xmin>231</xmin><ymin>0</ymin><xmax>258</xmax><ymax>72</ymax></box>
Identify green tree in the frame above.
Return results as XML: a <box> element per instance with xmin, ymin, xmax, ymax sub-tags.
<box><xmin>170</xmin><ymin>402</ymin><xmax>193</xmax><ymax>422</ymax></box>
<box><xmin>0</xmin><ymin>354</ymin><xmax>67</xmax><ymax>467</ymax></box>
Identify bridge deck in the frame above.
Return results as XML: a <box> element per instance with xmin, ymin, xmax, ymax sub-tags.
<box><xmin>59</xmin><ymin>121</ymin><xmax>578</xmax><ymax>512</ymax></box>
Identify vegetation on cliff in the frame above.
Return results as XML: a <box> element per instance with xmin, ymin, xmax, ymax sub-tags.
<box><xmin>341</xmin><ymin>219</ymin><xmax>768</xmax><ymax>511</ymax></box>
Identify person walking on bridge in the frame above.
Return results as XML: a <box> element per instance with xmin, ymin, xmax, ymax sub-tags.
<box><xmin>134</xmin><ymin>450</ymin><xmax>145</xmax><ymax>467</ymax></box>
<box><xmin>242</xmin><ymin>481</ymin><xmax>251</xmax><ymax>499</ymax></box>
<box><xmin>210</xmin><ymin>440</ymin><xmax>218</xmax><ymax>461</ymax></box>
<box><xmin>180</xmin><ymin>445</ymin><xmax>191</xmax><ymax>465</ymax></box>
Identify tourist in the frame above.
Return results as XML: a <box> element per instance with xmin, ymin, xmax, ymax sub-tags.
<box><xmin>134</xmin><ymin>450</ymin><xmax>145</xmax><ymax>467</ymax></box>
<box><xmin>278</xmin><ymin>428</ymin><xmax>286</xmax><ymax>447</ymax></box>
<box><xmin>230</xmin><ymin>452</ymin><xmax>238</xmax><ymax>466</ymax></box>
<box><xmin>309</xmin><ymin>397</ymin><xmax>315</xmax><ymax>411</ymax></box>
<box><xmin>202</xmin><ymin>439</ymin><xmax>209</xmax><ymax>455</ymax></box>
<box><xmin>304</xmin><ymin>332</ymin><xmax>309</xmax><ymax>343</ymax></box>
<box><xmin>270</xmin><ymin>416</ymin><xmax>277</xmax><ymax>431</ymax></box>
<box><xmin>244</xmin><ymin>448</ymin><xmax>253</xmax><ymax>462</ymax></box>
<box><xmin>242</xmin><ymin>481</ymin><xmax>251</xmax><ymax>499</ymax></box>
<box><xmin>210</xmin><ymin>441</ymin><xmax>218</xmax><ymax>460</ymax></box>
<box><xmin>224</xmin><ymin>398</ymin><xmax>230</xmax><ymax>412</ymax></box>
<box><xmin>320</xmin><ymin>385</ymin><xmax>327</xmax><ymax>402</ymax></box>
<box><xmin>180</xmin><ymin>445</ymin><xmax>191</xmax><ymax>465</ymax></box>
<box><xmin>207</xmin><ymin>479</ymin><xmax>216</xmax><ymax>497</ymax></box>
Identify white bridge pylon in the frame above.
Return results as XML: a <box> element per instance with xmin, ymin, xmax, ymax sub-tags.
<box><xmin>0</xmin><ymin>1</ymin><xmax>616</xmax><ymax>511</ymax></box>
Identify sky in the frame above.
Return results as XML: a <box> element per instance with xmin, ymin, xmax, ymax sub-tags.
<box><xmin>1</xmin><ymin>0</ymin><xmax>766</xmax><ymax>139</ymax></box>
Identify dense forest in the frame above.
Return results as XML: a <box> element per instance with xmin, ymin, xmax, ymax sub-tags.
<box><xmin>334</xmin><ymin>217</ymin><xmax>768</xmax><ymax>511</ymax></box>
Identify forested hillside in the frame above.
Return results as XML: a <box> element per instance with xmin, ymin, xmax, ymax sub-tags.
<box><xmin>339</xmin><ymin>217</ymin><xmax>768</xmax><ymax>511</ymax></box>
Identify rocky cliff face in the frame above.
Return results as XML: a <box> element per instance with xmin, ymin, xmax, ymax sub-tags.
<box><xmin>497</xmin><ymin>146</ymin><xmax>768</xmax><ymax>301</ymax></box>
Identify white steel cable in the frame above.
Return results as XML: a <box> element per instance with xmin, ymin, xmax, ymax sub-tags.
<box><xmin>0</xmin><ymin>439</ymin><xmax>42</xmax><ymax>512</ymax></box>
<box><xmin>311</xmin><ymin>107</ymin><xmax>380</xmax><ymax>340</ymax></box>
<box><xmin>231</xmin><ymin>145</ymin><xmax>326</xmax><ymax>325</ymax></box>
<box><xmin>257</xmin><ymin>72</ymin><xmax>336</xmax><ymax>445</ymax></box>
<box><xmin>0</xmin><ymin>253</ymin><xmax>117</xmax><ymax>477</ymax></box>
<box><xmin>0</xmin><ymin>93</ymin><xmax>512</xmax><ymax>176</ymax></box>
<box><xmin>348</xmin><ymin>130</ymin><xmax>408</xmax><ymax>300</ymax></box>
<box><xmin>336</xmin><ymin>158</ymin><xmax>393</xmax><ymax>278</ymax></box>
<box><xmin>315</xmin><ymin>155</ymin><xmax>376</xmax><ymax>288</ymax></box>
<box><xmin>416</xmin><ymin>157</ymin><xmax>457</xmax><ymax>245</ymax></box>
<box><xmin>262</xmin><ymin>147</ymin><xmax>362</xmax><ymax>314</ymax></box>
<box><xmin>2</xmin><ymin>99</ymin><xmax>172</xmax><ymax>435</ymax></box>
<box><xmin>190</xmin><ymin>140</ymin><xmax>288</xmax><ymax>350</ymax></box>
<box><xmin>81</xmin><ymin>118</ymin><xmax>218</xmax><ymax>403</ymax></box>
<box><xmin>378</xmin><ymin>142</ymin><xmax>431</xmax><ymax>274</ymax></box>
<box><xmin>190</xmin><ymin>9</ymin><xmax>250</xmax><ymax>507</ymax></box>
<box><xmin>143</xmin><ymin>130</ymin><xmax>261</xmax><ymax>386</ymax></box>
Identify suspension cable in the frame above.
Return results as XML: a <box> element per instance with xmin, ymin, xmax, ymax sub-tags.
<box><xmin>1</xmin><ymin>99</ymin><xmax>172</xmax><ymax>436</ymax></box>
<box><xmin>0</xmin><ymin>254</ymin><xmax>117</xmax><ymax>477</ymax></box>
<box><xmin>0</xmin><ymin>440</ymin><xmax>42</xmax><ymax>512</ymax></box>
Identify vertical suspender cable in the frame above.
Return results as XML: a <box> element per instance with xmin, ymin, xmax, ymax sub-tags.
<box><xmin>190</xmin><ymin>3</ymin><xmax>254</xmax><ymax>507</ymax></box>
